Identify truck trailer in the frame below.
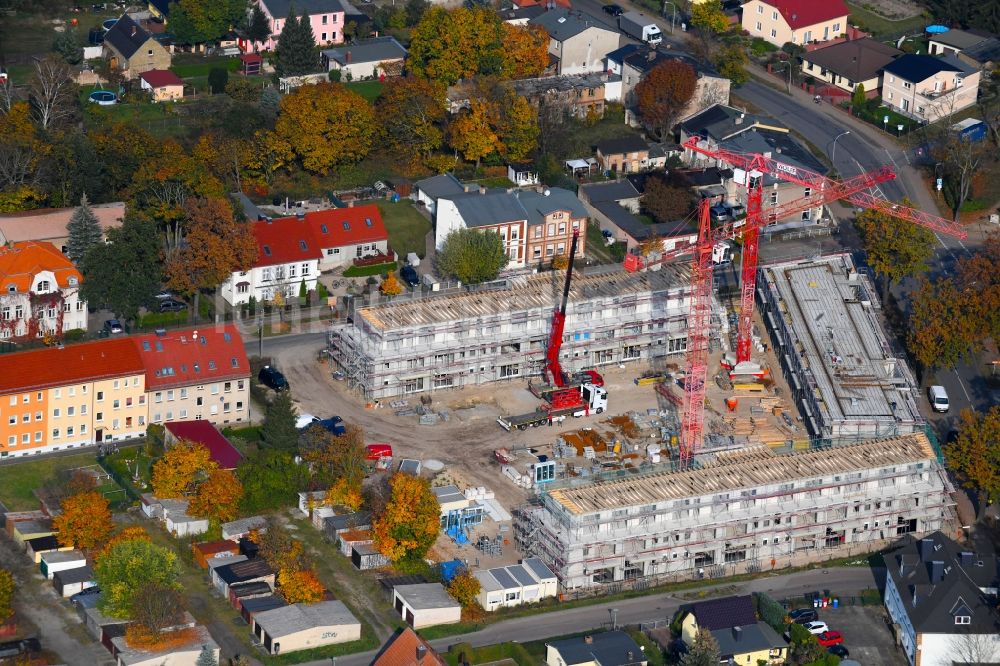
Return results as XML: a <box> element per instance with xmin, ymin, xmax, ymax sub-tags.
<box><xmin>619</xmin><ymin>11</ymin><xmax>662</xmax><ymax>45</ymax></box>
<box><xmin>497</xmin><ymin>383</ymin><xmax>608</xmax><ymax>431</ymax></box>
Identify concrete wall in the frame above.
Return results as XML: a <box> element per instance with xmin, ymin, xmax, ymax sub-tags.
<box><xmin>264</xmin><ymin>623</ymin><xmax>362</xmax><ymax>653</ymax></box>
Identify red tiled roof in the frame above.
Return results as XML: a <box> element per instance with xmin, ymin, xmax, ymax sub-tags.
<box><xmin>0</xmin><ymin>241</ymin><xmax>82</xmax><ymax>293</ymax></box>
<box><xmin>0</xmin><ymin>338</ymin><xmax>145</xmax><ymax>394</ymax></box>
<box><xmin>757</xmin><ymin>0</ymin><xmax>849</xmax><ymax>29</ymax></box>
<box><xmin>194</xmin><ymin>539</ymin><xmax>241</xmax><ymax>556</ymax></box>
<box><xmin>165</xmin><ymin>419</ymin><xmax>243</xmax><ymax>469</ymax></box>
<box><xmin>131</xmin><ymin>324</ymin><xmax>249</xmax><ymax>390</ymax></box>
<box><xmin>306</xmin><ymin>204</ymin><xmax>389</xmax><ymax>249</ymax></box>
<box><xmin>252</xmin><ymin>217</ymin><xmax>322</xmax><ymax>268</ymax></box>
<box><xmin>372</xmin><ymin>628</ymin><xmax>445</xmax><ymax>666</ymax></box>
<box><xmin>140</xmin><ymin>69</ymin><xmax>184</xmax><ymax>88</ymax></box>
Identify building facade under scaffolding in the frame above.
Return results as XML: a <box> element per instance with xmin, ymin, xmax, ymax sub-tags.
<box><xmin>757</xmin><ymin>253</ymin><xmax>923</xmax><ymax>445</ymax></box>
<box><xmin>329</xmin><ymin>266</ymin><xmax>693</xmax><ymax>400</ymax></box>
<box><xmin>514</xmin><ymin>433</ymin><xmax>952</xmax><ymax>590</ymax></box>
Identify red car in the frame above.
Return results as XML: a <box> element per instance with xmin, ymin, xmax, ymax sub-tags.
<box><xmin>817</xmin><ymin>631</ymin><xmax>844</xmax><ymax>647</ymax></box>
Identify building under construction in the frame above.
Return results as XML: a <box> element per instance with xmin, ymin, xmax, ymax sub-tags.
<box><xmin>514</xmin><ymin>433</ymin><xmax>952</xmax><ymax>590</ymax></box>
<box><xmin>757</xmin><ymin>253</ymin><xmax>924</xmax><ymax>444</ymax></box>
<box><xmin>330</xmin><ymin>266</ymin><xmax>693</xmax><ymax>400</ymax></box>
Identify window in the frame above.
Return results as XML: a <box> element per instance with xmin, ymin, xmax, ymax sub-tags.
<box><xmin>302</xmin><ymin>262</ymin><xmax>311</xmax><ymax>275</ymax></box>
<box><xmin>321</xmin><ymin>32</ymin><xmax>327</xmax><ymax>40</ymax></box>
<box><xmin>7</xmin><ymin>416</ymin><xmax>14</xmax><ymax>425</ymax></box>
<box><xmin>322</xmin><ymin>14</ymin><xmax>328</xmax><ymax>23</ymax></box>
<box><xmin>770</xmin><ymin>191</ymin><xmax>778</xmax><ymax>205</ymax></box>
<box><xmin>21</xmin><ymin>414</ymin><xmax>29</xmax><ymax>424</ymax></box>
<box><xmin>66</xmin><ymin>426</ymin><xmax>74</xmax><ymax>436</ymax></box>
<box><xmin>96</xmin><ymin>412</ymin><xmax>103</xmax><ymax>422</ymax></box>
<box><xmin>113</xmin><ymin>399</ymin><xmax>120</xmax><ymax>409</ymax></box>
<box><xmin>533</xmin><ymin>247</ymin><xmax>542</xmax><ymax>259</ymax></box>
<box><xmin>757</xmin><ymin>3</ymin><xmax>762</xmax><ymax>11</ymax></box>
<box><xmin>903</xmin><ymin>81</ymin><xmax>912</xmax><ymax>90</ymax></box>
<box><xmin>889</xmin><ymin>75</ymin><xmax>895</xmax><ymax>83</ymax></box>
<box><xmin>770</xmin><ymin>28</ymin><xmax>777</xmax><ymax>38</ymax></box>
<box><xmin>97</xmin><ymin>391</ymin><xmax>104</xmax><ymax>401</ymax></box>
<box><xmin>955</xmin><ymin>616</ymin><xmax>971</xmax><ymax>625</ymax></box>
<box><xmin>67</xmin><ymin>406</ymin><xmax>74</xmax><ymax>416</ymax></box>
<box><xmin>558</xmin><ymin>222</ymin><xmax>566</xmax><ymax>234</ymax></box>
<box><xmin>167</xmin><ymin>390</ymin><xmax>174</xmax><ymax>401</ymax></box>
<box><xmin>804</xmin><ymin>187</ymin><xmax>811</xmax><ymax>197</ymax></box>
<box><xmin>53</xmin><ymin>408</ymin><xmax>60</xmax><ymax>418</ymax></box>
<box><xmin>34</xmin><ymin>432</ymin><xmax>41</xmax><ymax>442</ymax></box>
<box><xmin>225</xmin><ymin>382</ymin><xmax>232</xmax><ymax>392</ymax></box>
<box><xmin>833</xmin><ymin>22</ymin><xmax>841</xmax><ymax>32</ymax></box>
<box><xmin>546</xmin><ymin>245</ymin><xmax>554</xmax><ymax>257</ymax></box>
<box><xmin>1</xmin><ymin>307</ymin><xmax>9</xmax><ymax>320</ymax></box>
<box><xmin>803</xmin><ymin>30</ymin><xmax>812</xmax><ymax>42</ymax></box>
<box><xmin>237</xmin><ymin>283</ymin><xmax>249</xmax><ymax>295</ymax></box>
<box><xmin>21</xmin><ymin>434</ymin><xmax>28</xmax><ymax>444</ymax></box>
<box><xmin>112</xmin><ymin>419</ymin><xmax>120</xmax><ymax>429</ymax></box>
<box><xmin>52</xmin><ymin>429</ymin><xmax>60</xmax><ymax>439</ymax></box>
<box><xmin>6</xmin><ymin>436</ymin><xmax>12</xmax><ymax>446</ymax></box>
<box><xmin>154</xmin><ymin>392</ymin><xmax>162</xmax><ymax>403</ymax></box>
<box><xmin>21</xmin><ymin>394</ymin><xmax>28</xmax><ymax>404</ymax></box>
<box><xmin>34</xmin><ymin>411</ymin><xmax>41</xmax><ymax>421</ymax></box>
<box><xmin>126</xmin><ymin>416</ymin><xmax>132</xmax><ymax>428</ymax></box>
<box><xmin>771</xmin><ymin>10</ymin><xmax>777</xmax><ymax>18</ymax></box>
<box><xmin>8</xmin><ymin>397</ymin><xmax>14</xmax><ymax>406</ymax></box>
<box><xmin>147</xmin><ymin>49</ymin><xmax>153</xmax><ymax>56</ymax></box>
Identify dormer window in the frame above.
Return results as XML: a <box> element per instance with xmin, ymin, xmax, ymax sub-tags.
<box><xmin>365</xmin><ymin>218</ymin><xmax>372</xmax><ymax>227</ymax></box>
<box><xmin>955</xmin><ymin>616</ymin><xmax>971</xmax><ymax>625</ymax></box>
<box><xmin>299</xmin><ymin>240</ymin><xmax>308</xmax><ymax>251</ymax></box>
<box><xmin>7</xmin><ymin>285</ymin><xmax>15</xmax><ymax>293</ymax></box>
<box><xmin>68</xmin><ymin>277</ymin><xmax>78</xmax><ymax>286</ymax></box>
<box><xmin>263</xmin><ymin>245</ymin><xmax>272</xmax><ymax>256</ymax></box>
<box><xmin>320</xmin><ymin>224</ymin><xmax>328</xmax><ymax>233</ymax></box>
<box><xmin>36</xmin><ymin>280</ymin><xmax>50</xmax><ymax>292</ymax></box>
<box><xmin>343</xmin><ymin>222</ymin><xmax>350</xmax><ymax>230</ymax></box>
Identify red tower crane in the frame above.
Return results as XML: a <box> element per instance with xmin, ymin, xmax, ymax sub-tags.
<box><xmin>544</xmin><ymin>230</ymin><xmax>580</xmax><ymax>387</ymax></box>
<box><xmin>629</xmin><ymin>137</ymin><xmax>968</xmax><ymax>466</ymax></box>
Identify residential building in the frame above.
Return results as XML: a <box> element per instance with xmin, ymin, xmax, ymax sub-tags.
<box><xmin>0</xmin><ymin>241</ymin><xmax>88</xmax><ymax>340</ymax></box>
<box><xmin>242</xmin><ymin>0</ymin><xmax>346</xmax><ymax>52</ymax></box>
<box><xmin>883</xmin><ymin>532</ymin><xmax>1000</xmax><ymax>666</ymax></box>
<box><xmin>371</xmin><ymin>627</ymin><xmax>446</xmax><ymax>666</ymax></box>
<box><xmin>741</xmin><ymin>0</ymin><xmax>849</xmax><ymax>47</ymax></box>
<box><xmin>546</xmin><ymin>631</ymin><xmax>647</xmax><ymax>666</ymax></box>
<box><xmin>515</xmin><ymin>433</ymin><xmax>952</xmax><ymax>589</ymax></box>
<box><xmin>881</xmin><ymin>54</ymin><xmax>981</xmax><ymax>123</ymax></box>
<box><xmin>511</xmin><ymin>72</ymin><xmax>621</xmax><ymax>118</ymax></box>
<box><xmin>251</xmin><ymin>600</ymin><xmax>361</xmax><ymax>654</ymax></box>
<box><xmin>321</xmin><ymin>36</ymin><xmax>407</xmax><ymax>80</ymax></box>
<box><xmin>530</xmin><ymin>9</ymin><xmax>620</xmax><ymax>75</ymax></box>
<box><xmin>138</xmin><ymin>68</ymin><xmax>184</xmax><ymax>101</ymax></box>
<box><xmin>103</xmin><ymin>14</ymin><xmax>171</xmax><ymax>79</ymax></box>
<box><xmin>306</xmin><ymin>205</ymin><xmax>390</xmax><ymax>271</ymax></box>
<box><xmin>434</xmin><ymin>188</ymin><xmax>588</xmax><ymax>269</ymax></box>
<box><xmin>578</xmin><ymin>180</ymin><xmax>697</xmax><ymax>253</ymax></box>
<box><xmin>595</xmin><ymin>136</ymin><xmax>649</xmax><ymax>173</ymax></box>
<box><xmin>132</xmin><ymin>324</ymin><xmax>250</xmax><ymax>427</ymax></box>
<box><xmin>0</xmin><ymin>202</ymin><xmax>125</xmax><ymax>251</ymax></box>
<box><xmin>222</xmin><ymin>215</ymin><xmax>319</xmax><ymax>306</ymax></box>
<box><xmin>392</xmin><ymin>583</ymin><xmax>461</xmax><ymax>629</ymax></box>
<box><xmin>0</xmin><ymin>338</ymin><xmax>146</xmax><ymax>457</ymax></box>
<box><xmin>164</xmin><ymin>420</ymin><xmax>243</xmax><ymax>470</ymax></box>
<box><xmin>412</xmin><ymin>173</ymin><xmax>467</xmax><ymax>217</ymax></box>
<box><xmin>330</xmin><ymin>266</ymin><xmax>692</xmax><ymax>400</ymax></box>
<box><xmin>473</xmin><ymin>559</ymin><xmax>558</xmax><ymax>611</ymax></box>
<box><xmin>801</xmin><ymin>38</ymin><xmax>902</xmax><ymax>97</ymax></box>
<box><xmin>679</xmin><ymin>595</ymin><xmax>788</xmax><ymax>664</ymax></box>
<box><xmin>499</xmin><ymin>5</ymin><xmax>546</xmax><ymax>25</ymax></box>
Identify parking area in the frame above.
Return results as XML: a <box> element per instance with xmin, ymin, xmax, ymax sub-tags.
<box><xmin>809</xmin><ymin>604</ymin><xmax>908</xmax><ymax>665</ymax></box>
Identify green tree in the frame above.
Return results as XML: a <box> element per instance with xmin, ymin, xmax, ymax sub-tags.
<box><xmin>275</xmin><ymin>7</ymin><xmax>319</xmax><ymax>77</ymax></box>
<box><xmin>945</xmin><ymin>406</ymin><xmax>1000</xmax><ymax>505</ymax></box>
<box><xmin>196</xmin><ymin>645</ymin><xmax>219</xmax><ymax>666</ymax></box>
<box><xmin>851</xmin><ymin>82</ymin><xmax>866</xmax><ymax>109</ymax></box>
<box><xmin>80</xmin><ymin>214</ymin><xmax>162</xmax><ymax>322</ymax></box>
<box><xmin>168</xmin><ymin>0</ymin><xmax>247</xmax><ymax>45</ymax></box>
<box><xmin>261</xmin><ymin>391</ymin><xmax>299</xmax><ymax>450</ymax></box>
<box><xmin>681</xmin><ymin>628</ymin><xmax>721</xmax><ymax>666</ymax></box>
<box><xmin>752</xmin><ymin>592</ymin><xmax>787</xmax><ymax>633</ymax></box>
<box><xmin>691</xmin><ymin>0</ymin><xmax>728</xmax><ymax>34</ymax></box>
<box><xmin>66</xmin><ymin>194</ymin><xmax>103</xmax><ymax>265</ymax></box>
<box><xmin>52</xmin><ymin>29</ymin><xmax>83</xmax><ymax>64</ymax></box>
<box><xmin>907</xmin><ymin>276</ymin><xmax>980</xmax><ymax>370</ymax></box>
<box><xmin>246</xmin><ymin>4</ymin><xmax>271</xmax><ymax>47</ymax></box>
<box><xmin>714</xmin><ymin>44</ymin><xmax>749</xmax><ymax>85</ymax></box>
<box><xmin>95</xmin><ymin>539</ymin><xmax>180</xmax><ymax>619</ymax></box>
<box><xmin>854</xmin><ymin>200</ymin><xmax>935</xmax><ymax>303</ymax></box>
<box><xmin>0</xmin><ymin>569</ymin><xmax>14</xmax><ymax>623</ymax></box>
<box><xmin>208</xmin><ymin>67</ymin><xmax>229</xmax><ymax>94</ymax></box>
<box><xmin>237</xmin><ymin>449</ymin><xmax>309</xmax><ymax>513</ymax></box>
<box><xmin>787</xmin><ymin>623</ymin><xmax>825</xmax><ymax>665</ymax></box>
<box><xmin>437</xmin><ymin>228</ymin><xmax>508</xmax><ymax>284</ymax></box>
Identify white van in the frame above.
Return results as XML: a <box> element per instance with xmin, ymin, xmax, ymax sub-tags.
<box><xmin>928</xmin><ymin>385</ymin><xmax>950</xmax><ymax>413</ymax></box>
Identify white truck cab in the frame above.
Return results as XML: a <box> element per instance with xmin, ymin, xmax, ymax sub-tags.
<box><xmin>928</xmin><ymin>385</ymin><xmax>949</xmax><ymax>413</ymax></box>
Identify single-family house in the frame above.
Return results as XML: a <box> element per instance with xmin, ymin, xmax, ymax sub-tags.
<box><xmin>212</xmin><ymin>558</ymin><xmax>276</xmax><ymax>597</ymax></box>
<box><xmin>0</xmin><ymin>240</ymin><xmax>88</xmax><ymax>341</ymax></box>
<box><xmin>192</xmin><ymin>540</ymin><xmax>241</xmax><ymax>569</ymax></box>
<box><xmin>801</xmin><ymin>38</ymin><xmax>902</xmax><ymax>98</ymax></box>
<box><xmin>40</xmin><ymin>549</ymin><xmax>86</xmax><ymax>579</ymax></box>
<box><xmin>393</xmin><ymin>583</ymin><xmax>462</xmax><ymax>629</ymax></box>
<box><xmin>222</xmin><ymin>515</ymin><xmax>268</xmax><ymax>541</ymax></box>
<box><xmin>741</xmin><ymin>0</ymin><xmax>849</xmax><ymax>48</ymax></box>
<box><xmin>111</xmin><ymin>622</ymin><xmax>219</xmax><ymax>666</ymax></box>
<box><xmin>371</xmin><ymin>627</ymin><xmax>446</xmax><ymax>666</ymax></box>
<box><xmin>53</xmin><ymin>565</ymin><xmax>96</xmax><ymax>598</ymax></box>
<box><xmin>139</xmin><ymin>68</ymin><xmax>184</xmax><ymax>101</ymax></box>
<box><xmin>881</xmin><ymin>54</ymin><xmax>981</xmax><ymax>123</ymax></box>
<box><xmin>132</xmin><ymin>324</ymin><xmax>250</xmax><ymax>427</ymax></box>
<box><xmin>251</xmin><ymin>600</ymin><xmax>361</xmax><ymax>654</ymax></box>
<box><xmin>680</xmin><ymin>595</ymin><xmax>788</xmax><ymax>664</ymax></box>
<box><xmin>473</xmin><ymin>559</ymin><xmax>558</xmax><ymax>611</ymax></box>
<box><xmin>25</xmin><ymin>535</ymin><xmax>71</xmax><ymax>564</ymax></box>
<box><xmin>164</xmin><ymin>420</ymin><xmax>242</xmax><ymax>470</ymax></box>
<box><xmin>530</xmin><ymin>9</ymin><xmax>620</xmax><ymax>75</ymax></box>
<box><xmin>0</xmin><ymin>202</ymin><xmax>124</xmax><ymax>251</ymax></box>
<box><xmin>103</xmin><ymin>14</ymin><xmax>171</xmax><ymax>79</ymax></box>
<box><xmin>546</xmin><ymin>631</ymin><xmax>647</xmax><ymax>666</ymax></box>
<box><xmin>413</xmin><ymin>173</ymin><xmax>466</xmax><ymax>216</ymax></box>
<box><xmin>321</xmin><ymin>36</ymin><xmax>407</xmax><ymax>80</ymax></box>
<box><xmin>241</xmin><ymin>0</ymin><xmax>346</xmax><ymax>52</ymax></box>
<box><xmin>884</xmin><ymin>532</ymin><xmax>1000</xmax><ymax>666</ymax></box>
<box><xmin>595</xmin><ymin>136</ymin><xmax>649</xmax><ymax>174</ymax></box>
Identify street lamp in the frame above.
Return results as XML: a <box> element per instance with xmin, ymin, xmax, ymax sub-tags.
<box><xmin>662</xmin><ymin>0</ymin><xmax>678</xmax><ymax>33</ymax></box>
<box><xmin>609</xmin><ymin>607</ymin><xmax>620</xmax><ymax>631</ymax></box>
<box><xmin>831</xmin><ymin>130</ymin><xmax>850</xmax><ymax>165</ymax></box>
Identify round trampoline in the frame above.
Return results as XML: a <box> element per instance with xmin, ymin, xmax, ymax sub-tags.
<box><xmin>89</xmin><ymin>90</ymin><xmax>117</xmax><ymax>105</ymax></box>
<box><xmin>102</xmin><ymin>18</ymin><xmax>118</xmax><ymax>31</ymax></box>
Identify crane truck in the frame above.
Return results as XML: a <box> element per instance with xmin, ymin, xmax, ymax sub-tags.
<box><xmin>497</xmin><ymin>383</ymin><xmax>608</xmax><ymax>431</ymax></box>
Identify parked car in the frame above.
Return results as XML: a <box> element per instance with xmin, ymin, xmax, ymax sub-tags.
<box><xmin>103</xmin><ymin>319</ymin><xmax>124</xmax><ymax>335</ymax></box>
<box><xmin>827</xmin><ymin>645</ymin><xmax>849</xmax><ymax>658</ymax></box>
<box><xmin>788</xmin><ymin>609</ymin><xmax>818</xmax><ymax>624</ymax></box>
<box><xmin>317</xmin><ymin>416</ymin><xmax>347</xmax><ymax>436</ymax></box>
<box><xmin>804</xmin><ymin>622</ymin><xmax>829</xmax><ymax>636</ymax></box>
<box><xmin>603</xmin><ymin>3</ymin><xmax>624</xmax><ymax>15</ymax></box>
<box><xmin>816</xmin><ymin>631</ymin><xmax>843</xmax><ymax>647</ymax></box>
<box><xmin>928</xmin><ymin>384</ymin><xmax>950</xmax><ymax>412</ymax></box>
<box><xmin>158</xmin><ymin>298</ymin><xmax>187</xmax><ymax>313</ymax></box>
<box><xmin>258</xmin><ymin>366</ymin><xmax>289</xmax><ymax>392</ymax></box>
<box><xmin>154</xmin><ymin>290</ymin><xmax>174</xmax><ymax>300</ymax></box>
<box><xmin>400</xmin><ymin>265</ymin><xmax>420</xmax><ymax>288</ymax></box>
<box><xmin>296</xmin><ymin>414</ymin><xmax>320</xmax><ymax>429</ymax></box>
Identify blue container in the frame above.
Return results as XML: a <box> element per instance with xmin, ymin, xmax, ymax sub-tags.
<box><xmin>832</xmin><ymin>598</ymin><xmax>839</xmax><ymax>608</ymax></box>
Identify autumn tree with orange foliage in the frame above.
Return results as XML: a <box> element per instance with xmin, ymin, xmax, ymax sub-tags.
<box><xmin>151</xmin><ymin>439</ymin><xmax>217</xmax><ymax>498</ymax></box>
<box><xmin>254</xmin><ymin>518</ymin><xmax>308</xmax><ymax>574</ymax></box>
<box><xmin>447</xmin><ymin>570</ymin><xmax>481</xmax><ymax>609</ymax></box>
<box><xmin>54</xmin><ymin>491</ymin><xmax>113</xmax><ymax>551</ymax></box>
<box><xmin>0</xmin><ymin>569</ymin><xmax>14</xmax><ymax>623</ymax></box>
<box><xmin>381</xmin><ymin>272</ymin><xmax>404</xmax><ymax>296</ymax></box>
<box><xmin>165</xmin><ymin>197</ymin><xmax>257</xmax><ymax>318</ymax></box>
<box><xmin>500</xmin><ymin>24</ymin><xmax>549</xmax><ymax>79</ymax></box>
<box><xmin>277</xmin><ymin>568</ymin><xmax>325</xmax><ymax>604</ymax></box>
<box><xmin>125</xmin><ymin>582</ymin><xmax>186</xmax><ymax>648</ymax></box>
<box><xmin>634</xmin><ymin>59</ymin><xmax>697</xmax><ymax>139</ymax></box>
<box><xmin>188</xmin><ymin>469</ymin><xmax>243</xmax><ymax>523</ymax></box>
<box><xmin>327</xmin><ymin>478</ymin><xmax>364</xmax><ymax>511</ymax></box>
<box><xmin>99</xmin><ymin>526</ymin><xmax>152</xmax><ymax>558</ymax></box>
<box><xmin>372</xmin><ymin>473</ymin><xmax>440</xmax><ymax>563</ymax></box>
<box><xmin>377</xmin><ymin>77</ymin><xmax>447</xmax><ymax>168</ymax></box>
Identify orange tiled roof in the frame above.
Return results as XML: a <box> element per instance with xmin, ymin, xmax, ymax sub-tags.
<box><xmin>372</xmin><ymin>628</ymin><xmax>446</xmax><ymax>666</ymax></box>
<box><xmin>0</xmin><ymin>241</ymin><xmax>82</xmax><ymax>293</ymax></box>
<box><xmin>0</xmin><ymin>338</ymin><xmax>145</xmax><ymax>394</ymax></box>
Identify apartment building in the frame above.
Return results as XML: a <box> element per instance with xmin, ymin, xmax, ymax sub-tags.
<box><xmin>0</xmin><ymin>241</ymin><xmax>88</xmax><ymax>341</ymax></box>
<box><xmin>0</xmin><ymin>339</ymin><xmax>146</xmax><ymax>458</ymax></box>
<box><xmin>132</xmin><ymin>324</ymin><xmax>250</xmax><ymax>427</ymax></box>
<box><xmin>515</xmin><ymin>433</ymin><xmax>952</xmax><ymax>590</ymax></box>
<box><xmin>741</xmin><ymin>0</ymin><xmax>849</xmax><ymax>47</ymax></box>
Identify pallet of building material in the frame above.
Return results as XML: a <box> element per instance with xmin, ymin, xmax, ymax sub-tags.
<box><xmin>714</xmin><ymin>373</ymin><xmax>733</xmax><ymax>391</ymax></box>
<box><xmin>733</xmin><ymin>383</ymin><xmax>765</xmax><ymax>392</ymax></box>
<box><xmin>395</xmin><ymin>409</ymin><xmax>416</xmax><ymax>417</ymax></box>
<box><xmin>419</xmin><ymin>414</ymin><xmax>438</xmax><ymax>425</ymax></box>
<box><xmin>389</xmin><ymin>400</ymin><xmax>409</xmax><ymax>409</ymax></box>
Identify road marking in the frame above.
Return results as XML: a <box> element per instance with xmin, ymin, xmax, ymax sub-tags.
<box><xmin>883</xmin><ymin>147</ymin><xmax>900</xmax><ymax>169</ymax></box>
<box><xmin>953</xmin><ymin>370</ymin><xmax>973</xmax><ymax>403</ymax></box>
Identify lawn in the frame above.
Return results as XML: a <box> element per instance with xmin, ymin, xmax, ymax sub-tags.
<box><xmin>0</xmin><ymin>450</ymin><xmax>123</xmax><ymax>510</ymax></box>
<box><xmin>343</xmin><ymin>261</ymin><xmax>397</xmax><ymax>277</ymax></box>
<box><xmin>374</xmin><ymin>199</ymin><xmax>432</xmax><ymax>259</ymax></box>
<box><xmin>170</xmin><ymin>55</ymin><xmax>242</xmax><ymax>78</ymax></box>
<box><xmin>846</xmin><ymin>1</ymin><xmax>928</xmax><ymax>37</ymax></box>
<box><xmin>345</xmin><ymin>80</ymin><xmax>385</xmax><ymax>102</ymax></box>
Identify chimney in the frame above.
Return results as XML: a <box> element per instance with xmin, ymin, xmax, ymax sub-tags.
<box><xmin>732</xmin><ymin>626</ymin><xmax>743</xmax><ymax>641</ymax></box>
<box><xmin>584</xmin><ymin>636</ymin><xmax>594</xmax><ymax>645</ymax></box>
<box><xmin>918</xmin><ymin>538</ymin><xmax>934</xmax><ymax>562</ymax></box>
<box><xmin>929</xmin><ymin>560</ymin><xmax>945</xmax><ymax>583</ymax></box>
<box><xmin>346</xmin><ymin>50</ymin><xmax>352</xmax><ymax>63</ymax></box>
<box><xmin>416</xmin><ymin>645</ymin><xmax>427</xmax><ymax>663</ymax></box>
